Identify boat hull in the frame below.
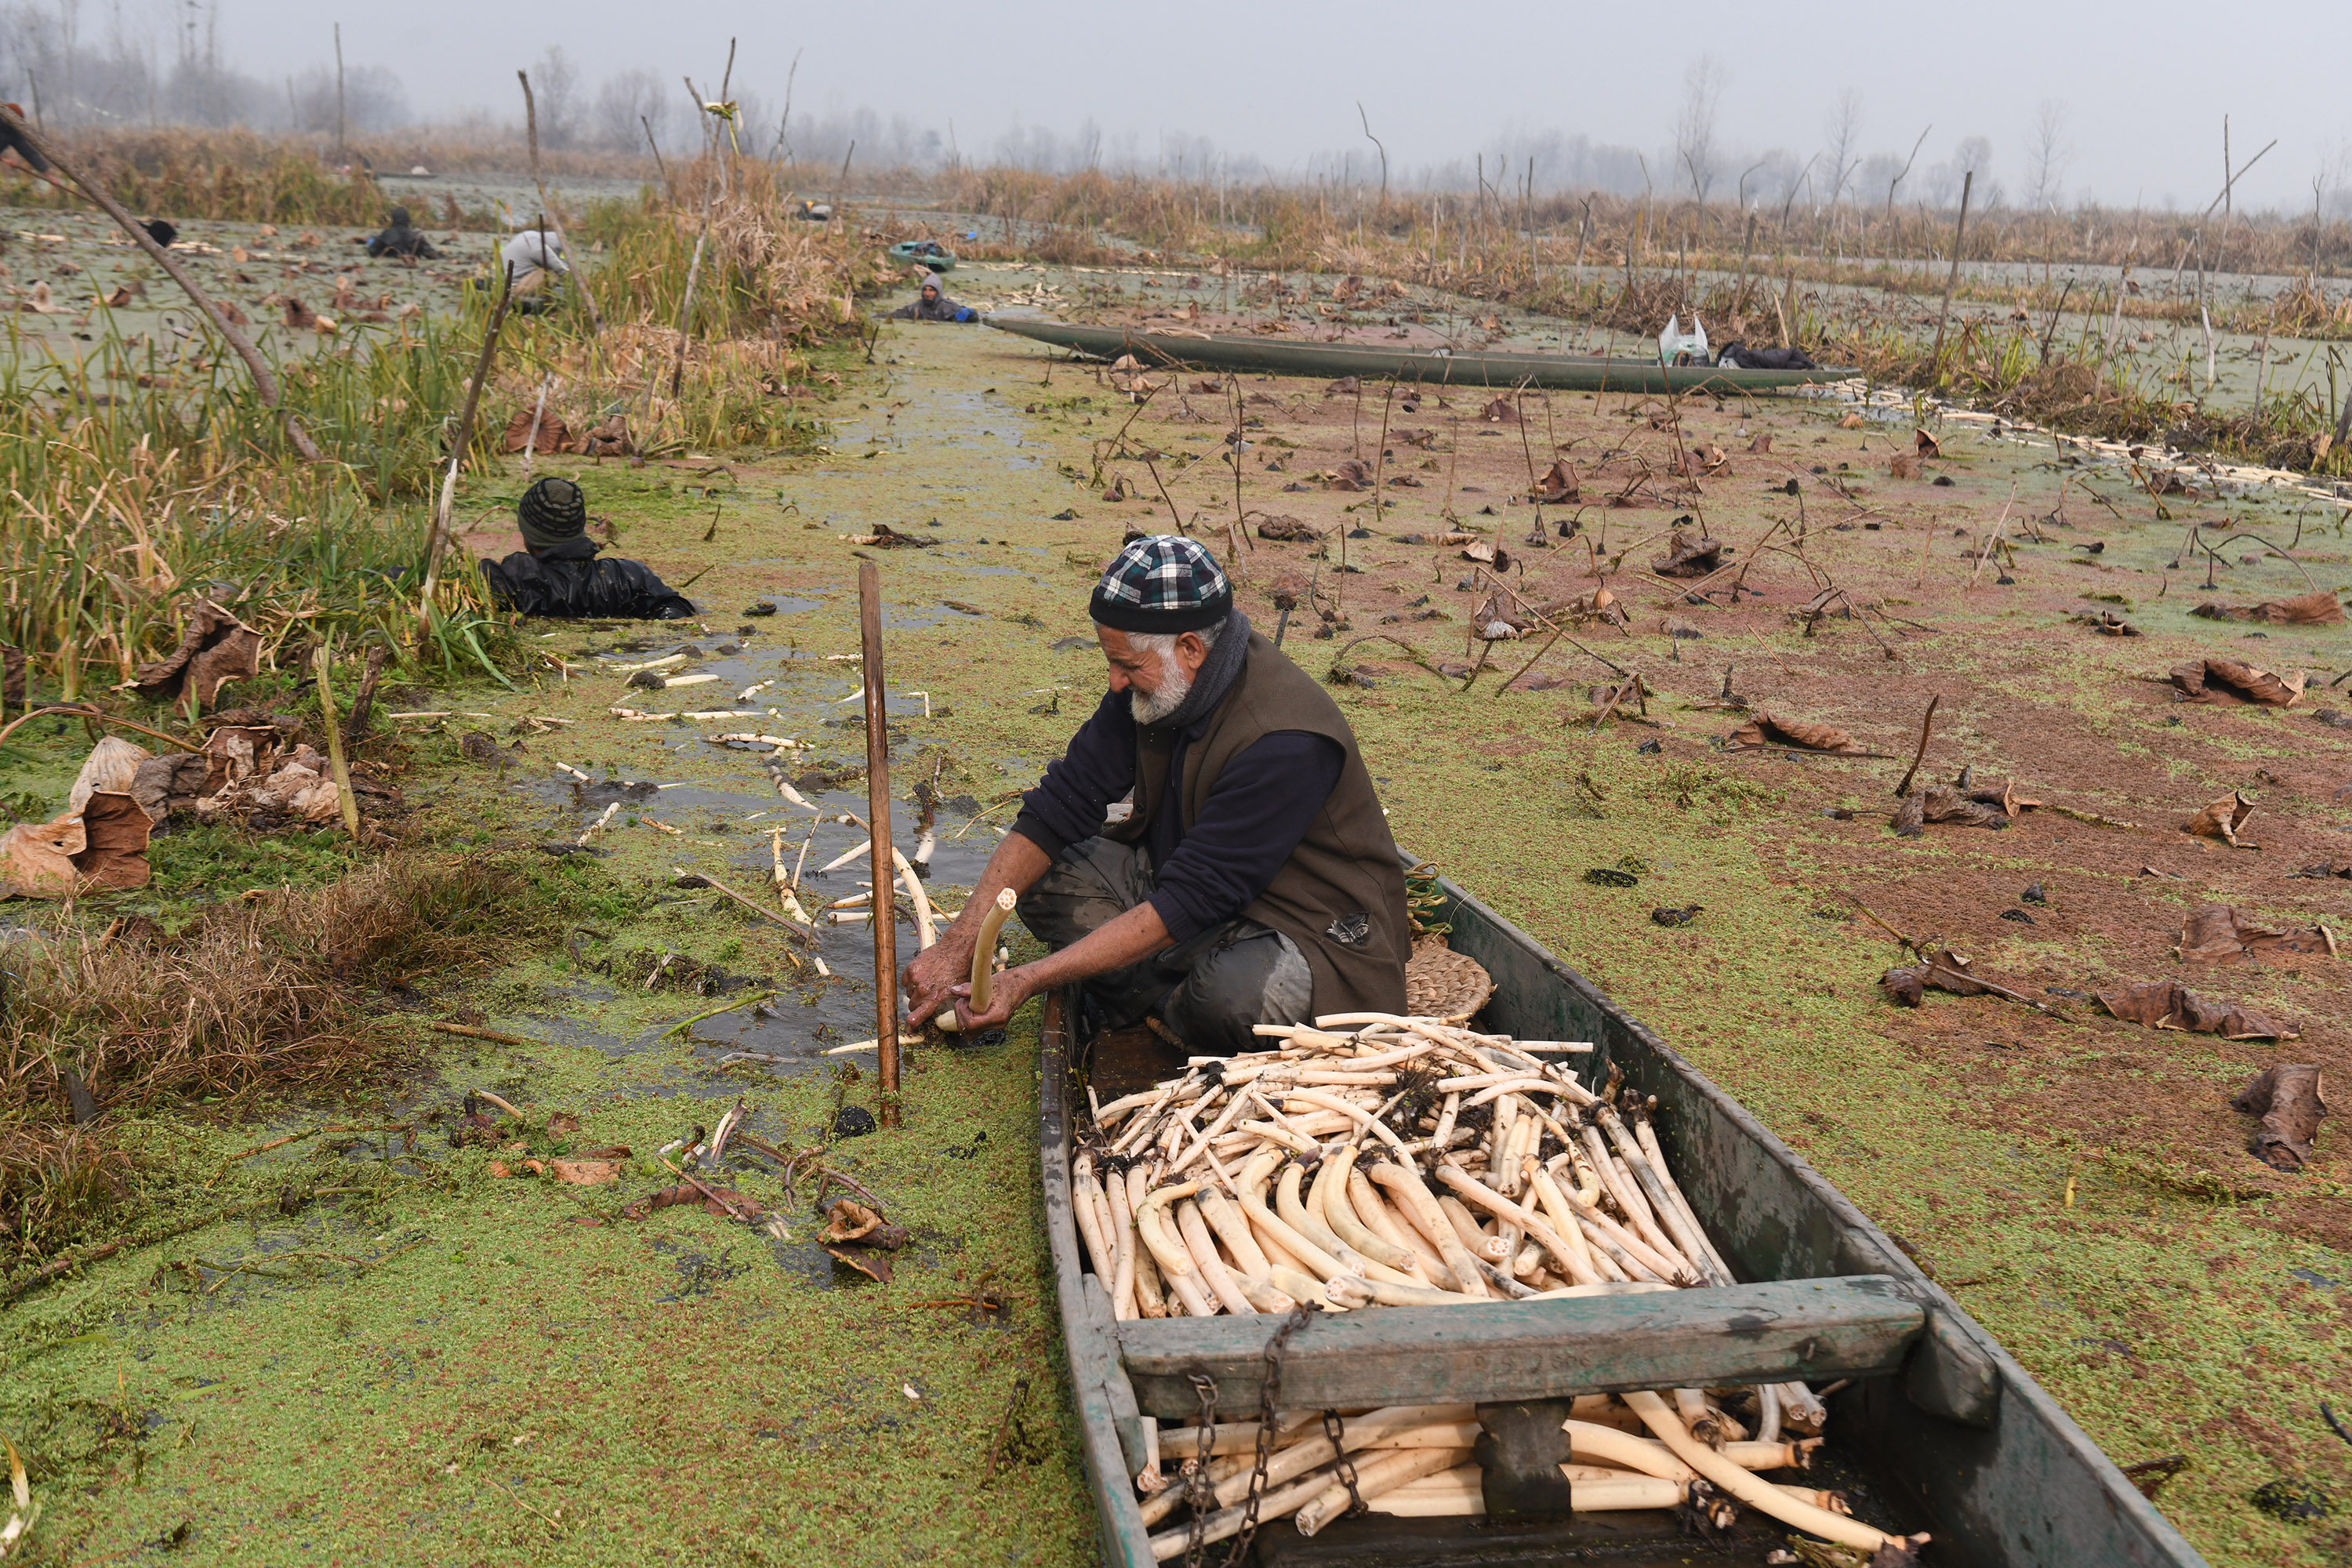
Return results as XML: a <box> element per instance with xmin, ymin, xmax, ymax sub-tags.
<box><xmin>986</xmin><ymin>316</ymin><xmax>1850</xmax><ymax>394</ymax></box>
<box><xmin>1037</xmin><ymin>859</ymin><xmax>2207</xmax><ymax>1567</ymax></box>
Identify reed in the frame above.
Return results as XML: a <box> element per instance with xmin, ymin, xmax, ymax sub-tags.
<box><xmin>0</xmin><ymin>152</ymin><xmax>891</xmax><ymax>699</ymax></box>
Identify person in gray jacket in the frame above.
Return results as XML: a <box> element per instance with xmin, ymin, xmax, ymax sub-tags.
<box><xmin>501</xmin><ymin>227</ymin><xmax>570</xmax><ymax>296</ymax></box>
<box><xmin>889</xmin><ymin>272</ymin><xmax>978</xmax><ymax>322</ymax></box>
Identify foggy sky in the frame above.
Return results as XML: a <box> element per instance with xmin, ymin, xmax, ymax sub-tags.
<box><xmin>35</xmin><ymin>0</ymin><xmax>2352</xmax><ymax>212</ymax></box>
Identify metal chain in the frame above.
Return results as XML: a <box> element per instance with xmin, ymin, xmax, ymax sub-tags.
<box><xmin>1321</xmin><ymin>1409</ymin><xmax>1367</xmax><ymax>1517</ymax></box>
<box><xmin>1224</xmin><ymin>1302</ymin><xmax>1313</xmax><ymax>1566</ymax></box>
<box><xmin>1181</xmin><ymin>1373</ymin><xmax>1219</xmax><ymax>1568</ymax></box>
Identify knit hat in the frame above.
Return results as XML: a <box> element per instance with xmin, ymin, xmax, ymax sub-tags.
<box><xmin>1089</xmin><ymin>535</ymin><xmax>1232</xmax><ymax>634</ymax></box>
<box><xmin>517</xmin><ymin>476</ymin><xmax>588</xmax><ymax>553</ymax></box>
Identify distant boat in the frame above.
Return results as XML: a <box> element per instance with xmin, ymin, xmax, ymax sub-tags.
<box><xmin>887</xmin><ymin>239</ymin><xmax>957</xmax><ymax>270</ymax></box>
<box><xmin>985</xmin><ymin>317</ymin><xmax>1849</xmax><ymax>394</ymax></box>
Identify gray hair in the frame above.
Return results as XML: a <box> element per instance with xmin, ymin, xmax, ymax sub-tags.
<box><xmin>1123</xmin><ymin>618</ymin><xmax>1225</xmax><ymax>658</ymax></box>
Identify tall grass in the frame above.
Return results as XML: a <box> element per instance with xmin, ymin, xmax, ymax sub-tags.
<box><xmin>0</xmin><ymin>294</ymin><xmax>519</xmax><ymax>695</ymax></box>
<box><xmin>0</xmin><ymin>152</ymin><xmax>892</xmax><ymax>698</ymax></box>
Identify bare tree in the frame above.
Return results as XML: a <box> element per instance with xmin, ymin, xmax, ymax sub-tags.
<box><xmin>1673</xmin><ymin>53</ymin><xmax>1725</xmax><ymax>201</ymax></box>
<box><xmin>593</xmin><ymin>67</ymin><xmax>671</xmax><ymax>152</ymax></box>
<box><xmin>532</xmin><ymin>45</ymin><xmax>578</xmax><ymax>150</ymax></box>
<box><xmin>1926</xmin><ymin>136</ymin><xmax>1991</xmax><ymax>207</ymax></box>
<box><xmin>1821</xmin><ymin>89</ymin><xmax>1864</xmax><ymax>208</ymax></box>
<box><xmin>2026</xmin><ymin>99</ymin><xmax>2070</xmax><ymax>211</ymax></box>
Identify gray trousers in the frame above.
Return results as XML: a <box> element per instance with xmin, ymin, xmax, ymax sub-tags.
<box><xmin>1016</xmin><ymin>837</ymin><xmax>1315</xmax><ymax>1058</ymax></box>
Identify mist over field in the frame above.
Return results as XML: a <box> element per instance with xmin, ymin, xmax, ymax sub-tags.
<box><xmin>4</xmin><ymin>0</ymin><xmax>2349</xmax><ymax>217</ymax></box>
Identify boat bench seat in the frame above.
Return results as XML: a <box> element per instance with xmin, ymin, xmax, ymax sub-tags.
<box><xmin>1115</xmin><ymin>1274</ymin><xmax>1927</xmax><ymax>1417</ymax></box>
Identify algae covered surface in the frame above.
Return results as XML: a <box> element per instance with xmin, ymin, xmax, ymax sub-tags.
<box><xmin>7</xmin><ymin>278</ymin><xmax>2352</xmax><ymax>1566</ymax></box>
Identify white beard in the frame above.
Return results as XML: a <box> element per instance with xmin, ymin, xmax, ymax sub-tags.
<box><xmin>1128</xmin><ymin>649</ymin><xmax>1192</xmax><ymax>724</ymax></box>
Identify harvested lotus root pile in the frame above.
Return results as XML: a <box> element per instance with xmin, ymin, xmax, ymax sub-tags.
<box><xmin>1074</xmin><ymin>1011</ymin><xmax>1926</xmax><ymax>1557</ymax></box>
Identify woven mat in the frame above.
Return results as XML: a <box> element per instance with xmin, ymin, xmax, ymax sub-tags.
<box><xmin>1405</xmin><ymin>937</ymin><xmax>1493</xmax><ymax>1024</ymax></box>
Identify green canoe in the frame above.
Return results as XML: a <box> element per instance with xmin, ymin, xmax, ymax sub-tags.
<box><xmin>985</xmin><ymin>316</ymin><xmax>1851</xmax><ymax>394</ymax></box>
<box><xmin>888</xmin><ymin>241</ymin><xmax>957</xmax><ymax>270</ymax></box>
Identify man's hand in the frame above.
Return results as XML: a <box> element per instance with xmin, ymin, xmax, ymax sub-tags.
<box><xmin>902</xmin><ymin>927</ymin><xmax>978</xmax><ymax>1029</ymax></box>
<box><xmin>903</xmin><ymin>834</ymin><xmax>1053</xmax><ymax>1027</ymax></box>
<box><xmin>947</xmin><ymin>962</ymin><xmax>1041</xmax><ymax>1033</ymax></box>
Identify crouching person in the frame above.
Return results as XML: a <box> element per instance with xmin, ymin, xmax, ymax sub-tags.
<box><xmin>477</xmin><ymin>477</ymin><xmax>695</xmax><ymax>620</ymax></box>
<box><xmin>902</xmin><ymin>535</ymin><xmax>1408</xmax><ymax>1054</ymax></box>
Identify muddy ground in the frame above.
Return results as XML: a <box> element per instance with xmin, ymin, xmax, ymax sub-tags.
<box><xmin>3</xmin><ymin>270</ymin><xmax>2350</xmax><ymax>1566</ymax></box>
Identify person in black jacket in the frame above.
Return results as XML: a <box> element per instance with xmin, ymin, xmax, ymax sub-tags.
<box><xmin>1712</xmin><ymin>340</ymin><xmax>1819</xmax><ymax>370</ymax></box>
<box><xmin>477</xmin><ymin>477</ymin><xmax>695</xmax><ymax>619</ymax></box>
<box><xmin>365</xmin><ymin>205</ymin><xmax>438</xmax><ymax>260</ymax></box>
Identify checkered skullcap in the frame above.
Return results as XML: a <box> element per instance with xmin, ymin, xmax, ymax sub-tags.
<box><xmin>1089</xmin><ymin>535</ymin><xmax>1232</xmax><ymax>634</ymax></box>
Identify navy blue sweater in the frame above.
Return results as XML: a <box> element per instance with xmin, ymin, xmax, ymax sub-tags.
<box><xmin>1011</xmin><ymin>688</ymin><xmax>1343</xmax><ymax>942</ymax></box>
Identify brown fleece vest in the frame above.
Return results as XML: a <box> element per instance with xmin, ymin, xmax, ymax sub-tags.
<box><xmin>1105</xmin><ymin>630</ymin><xmax>1409</xmax><ymax>1016</ymax></box>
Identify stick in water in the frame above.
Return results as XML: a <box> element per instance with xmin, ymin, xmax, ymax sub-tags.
<box><xmin>858</xmin><ymin>559</ymin><xmax>902</xmax><ymax>1125</ymax></box>
<box><xmin>417</xmin><ymin>263</ymin><xmax>518</xmax><ymax>635</ymax></box>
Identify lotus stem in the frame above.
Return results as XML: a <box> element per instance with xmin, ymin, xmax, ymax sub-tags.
<box><xmin>1601</xmin><ymin>1107</ymin><xmax>1730</xmax><ymax>1287</ymax></box>
<box><xmin>1108</xmin><ymin>1163</ymin><xmax>1140</xmax><ymax>1321</ymax></box>
<box><xmin>1193</xmin><ymin>1185</ymin><xmax>1271</xmax><ymax>1276</ymax></box>
<box><xmin>889</xmin><ymin>845</ymin><xmax>935</xmax><ymax>949</ymax></box>
<box><xmin>1136</xmin><ymin>1181</ymin><xmax>1218</xmax><ymax>1318</ymax></box>
<box><xmin>1174</xmin><ymin>1198</ymin><xmax>1253</xmax><ymax>1315</ymax></box>
<box><xmin>1570</xmin><ymin>1475</ymin><xmax>1688</xmax><ymax>1511</ymax></box>
<box><xmin>934</xmin><ymin>887</ymin><xmax>1017</xmax><ymax>1032</ymax></box>
<box><xmin>1364</xmin><ymin>1160</ymin><xmax>1493</xmax><ymax>1299</ymax></box>
<box><xmin>1526</xmin><ymin>1160</ymin><xmax>1605</xmax><ymax>1285</ymax></box>
<box><xmin>1295</xmin><ymin>1445</ymin><xmax>1475</xmax><ymax>1535</ymax></box>
<box><xmin>1072</xmin><ymin>1155</ymin><xmax>1116</xmax><ymax>1283</ymax></box>
<box><xmin>1239</xmin><ymin>1151</ymin><xmax>1348</xmax><ymax>1281</ymax></box>
<box><xmin>1635</xmin><ymin>1115</ymin><xmax>1734</xmax><ymax>1281</ymax></box>
<box><xmin>1621</xmin><ymin>1390</ymin><xmax>1913</xmax><ymax>1554</ymax></box>
<box><xmin>1315</xmin><ymin>1147</ymin><xmax>1424</xmax><ymax>1276</ymax></box>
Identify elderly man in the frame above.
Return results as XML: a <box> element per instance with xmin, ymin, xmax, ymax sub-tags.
<box><xmin>904</xmin><ymin>535</ymin><xmax>1409</xmax><ymax>1054</ymax></box>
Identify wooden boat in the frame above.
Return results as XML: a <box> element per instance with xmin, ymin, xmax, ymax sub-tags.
<box><xmin>986</xmin><ymin>317</ymin><xmax>1851</xmax><ymax>395</ymax></box>
<box><xmin>1040</xmin><ymin>861</ymin><xmax>2208</xmax><ymax>1566</ymax></box>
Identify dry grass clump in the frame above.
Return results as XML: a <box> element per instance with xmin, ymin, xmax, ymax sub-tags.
<box><xmin>0</xmin><ymin>1127</ymin><xmax>133</xmax><ymax>1265</ymax></box>
<box><xmin>577</xmin><ymin>176</ymin><xmax>896</xmax><ymax>343</ymax></box>
<box><xmin>0</xmin><ymin>853</ymin><xmax>577</xmax><ymax>1263</ymax></box>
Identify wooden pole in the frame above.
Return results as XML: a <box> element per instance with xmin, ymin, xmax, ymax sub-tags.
<box><xmin>858</xmin><ymin>560</ymin><xmax>902</xmax><ymax>1127</ymax></box>
<box><xmin>0</xmin><ymin>103</ymin><xmax>323</xmax><ymax>462</ymax></box>
<box><xmin>416</xmin><ymin>263</ymin><xmax>516</xmax><ymax>637</ymax></box>
<box><xmin>1929</xmin><ymin>172</ymin><xmax>1974</xmax><ymax>372</ymax></box>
